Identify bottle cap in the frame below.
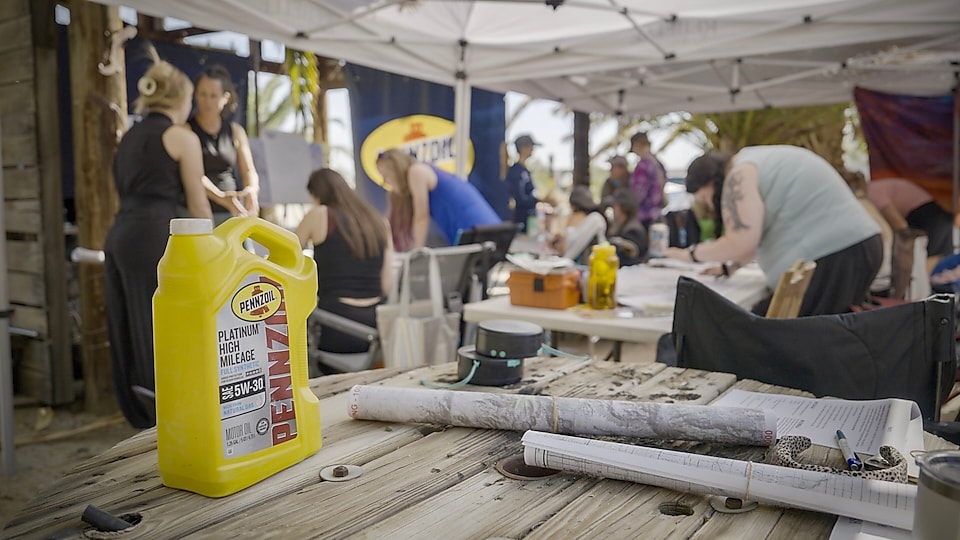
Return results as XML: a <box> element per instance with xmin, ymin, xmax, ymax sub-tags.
<box><xmin>170</xmin><ymin>218</ymin><xmax>213</xmax><ymax>235</ymax></box>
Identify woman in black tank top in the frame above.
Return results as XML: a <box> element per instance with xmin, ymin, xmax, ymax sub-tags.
<box><xmin>189</xmin><ymin>65</ymin><xmax>260</xmax><ymax>224</ymax></box>
<box><xmin>105</xmin><ymin>59</ymin><xmax>213</xmax><ymax>428</ymax></box>
<box><xmin>296</xmin><ymin>169</ymin><xmax>395</xmax><ymax>369</ymax></box>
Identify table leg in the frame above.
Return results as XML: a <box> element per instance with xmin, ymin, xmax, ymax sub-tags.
<box><xmin>603</xmin><ymin>341</ymin><xmax>623</xmax><ymax>362</ymax></box>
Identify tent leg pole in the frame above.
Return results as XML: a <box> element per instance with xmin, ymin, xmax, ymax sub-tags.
<box><xmin>0</xmin><ymin>115</ymin><xmax>16</xmax><ymax>475</ymax></box>
<box><xmin>953</xmin><ymin>81</ymin><xmax>959</xmax><ymax>253</ymax></box>
<box><xmin>454</xmin><ymin>77</ymin><xmax>471</xmax><ymax>179</ymax></box>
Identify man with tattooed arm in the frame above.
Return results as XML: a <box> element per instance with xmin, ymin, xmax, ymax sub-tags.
<box><xmin>663</xmin><ymin>146</ymin><xmax>881</xmax><ymax>316</ymax></box>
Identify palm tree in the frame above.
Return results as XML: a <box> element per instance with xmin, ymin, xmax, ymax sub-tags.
<box><xmin>660</xmin><ymin>103</ymin><xmax>851</xmax><ymax>170</ymax></box>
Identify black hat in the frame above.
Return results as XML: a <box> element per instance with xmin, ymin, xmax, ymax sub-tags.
<box><xmin>514</xmin><ymin>134</ymin><xmax>540</xmax><ymax>150</ymax></box>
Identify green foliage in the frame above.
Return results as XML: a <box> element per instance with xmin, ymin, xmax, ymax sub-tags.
<box><xmin>285</xmin><ymin>48</ymin><xmax>319</xmax><ymax>133</ymax></box>
<box><xmin>662</xmin><ymin>103</ymin><xmax>851</xmax><ymax>169</ymax></box>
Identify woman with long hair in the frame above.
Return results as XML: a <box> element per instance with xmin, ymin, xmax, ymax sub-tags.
<box><xmin>377</xmin><ymin>149</ymin><xmax>500</xmax><ymax>251</ymax></box>
<box><xmin>189</xmin><ymin>64</ymin><xmax>260</xmax><ymax>223</ymax></box>
<box><xmin>106</xmin><ymin>56</ymin><xmax>213</xmax><ymax>428</ymax></box>
<box><xmin>296</xmin><ymin>168</ymin><xmax>394</xmax><ymax>361</ymax></box>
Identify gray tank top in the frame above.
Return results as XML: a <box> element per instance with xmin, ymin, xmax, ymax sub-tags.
<box><xmin>734</xmin><ymin>146</ymin><xmax>880</xmax><ymax>288</ymax></box>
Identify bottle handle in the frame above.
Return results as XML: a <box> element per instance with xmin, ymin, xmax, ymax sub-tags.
<box><xmin>217</xmin><ymin>217</ymin><xmax>301</xmax><ymax>269</ymax></box>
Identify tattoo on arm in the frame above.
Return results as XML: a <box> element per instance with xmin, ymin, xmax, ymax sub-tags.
<box><xmin>721</xmin><ymin>171</ymin><xmax>750</xmax><ymax>232</ymax></box>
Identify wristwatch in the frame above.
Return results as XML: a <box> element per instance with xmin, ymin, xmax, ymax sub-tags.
<box><xmin>688</xmin><ymin>244</ymin><xmax>700</xmax><ymax>263</ymax></box>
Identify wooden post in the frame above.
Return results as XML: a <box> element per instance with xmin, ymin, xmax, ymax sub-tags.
<box><xmin>31</xmin><ymin>0</ymin><xmax>73</xmax><ymax>405</ymax></box>
<box><xmin>67</xmin><ymin>0</ymin><xmax>125</xmax><ymax>414</ymax></box>
<box><xmin>572</xmin><ymin>111</ymin><xmax>590</xmax><ymax>187</ymax></box>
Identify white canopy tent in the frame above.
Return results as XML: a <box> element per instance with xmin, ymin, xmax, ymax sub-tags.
<box><xmin>92</xmin><ymin>0</ymin><xmax>960</xmax><ymax>176</ymax></box>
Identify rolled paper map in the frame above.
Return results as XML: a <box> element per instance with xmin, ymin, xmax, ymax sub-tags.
<box><xmin>348</xmin><ymin>385</ymin><xmax>777</xmax><ymax>446</ymax></box>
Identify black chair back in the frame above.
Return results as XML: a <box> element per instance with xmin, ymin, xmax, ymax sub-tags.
<box><xmin>670</xmin><ymin>276</ymin><xmax>956</xmax><ymax>422</ymax></box>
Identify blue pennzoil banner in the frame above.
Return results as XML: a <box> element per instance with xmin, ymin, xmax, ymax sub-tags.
<box><xmin>854</xmin><ymin>86</ymin><xmax>957</xmax><ymax>211</ymax></box>
<box><xmin>343</xmin><ymin>64</ymin><xmax>509</xmax><ymax>221</ymax></box>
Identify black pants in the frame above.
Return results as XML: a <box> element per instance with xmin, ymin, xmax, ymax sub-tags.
<box><xmin>104</xmin><ymin>210</ymin><xmax>173</xmax><ymax>429</ymax></box>
<box><xmin>907</xmin><ymin>201</ymin><xmax>954</xmax><ymax>257</ymax></box>
<box><xmin>753</xmin><ymin>234</ymin><xmax>883</xmax><ymax>317</ymax></box>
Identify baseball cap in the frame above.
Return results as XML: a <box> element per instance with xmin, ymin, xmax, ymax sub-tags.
<box><xmin>514</xmin><ymin>134</ymin><xmax>540</xmax><ymax>150</ymax></box>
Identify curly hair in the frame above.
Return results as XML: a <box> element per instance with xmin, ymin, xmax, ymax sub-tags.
<box><xmin>133</xmin><ymin>50</ymin><xmax>193</xmax><ymax>116</ymax></box>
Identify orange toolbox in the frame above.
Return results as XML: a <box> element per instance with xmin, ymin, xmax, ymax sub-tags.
<box><xmin>507</xmin><ymin>269</ymin><xmax>581</xmax><ymax>309</ymax></box>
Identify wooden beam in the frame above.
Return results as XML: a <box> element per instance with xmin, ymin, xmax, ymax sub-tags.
<box><xmin>32</xmin><ymin>0</ymin><xmax>73</xmax><ymax>404</ymax></box>
<box><xmin>67</xmin><ymin>0</ymin><xmax>124</xmax><ymax>415</ymax></box>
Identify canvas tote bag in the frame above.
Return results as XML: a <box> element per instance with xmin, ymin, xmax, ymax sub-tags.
<box><xmin>377</xmin><ymin>247</ymin><xmax>460</xmax><ymax>369</ymax></box>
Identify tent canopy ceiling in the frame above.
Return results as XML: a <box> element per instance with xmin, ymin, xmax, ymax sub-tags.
<box><xmin>96</xmin><ymin>0</ymin><xmax>960</xmax><ymax>115</ymax></box>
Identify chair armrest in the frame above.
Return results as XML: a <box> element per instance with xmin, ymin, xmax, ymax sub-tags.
<box><xmin>309</xmin><ymin>308</ymin><xmax>379</xmax><ymax>343</ymax></box>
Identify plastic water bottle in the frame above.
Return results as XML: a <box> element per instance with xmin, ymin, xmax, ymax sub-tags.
<box><xmin>154</xmin><ymin>217</ymin><xmax>321</xmax><ymax>497</ymax></box>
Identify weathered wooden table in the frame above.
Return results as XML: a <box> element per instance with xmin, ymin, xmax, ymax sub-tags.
<box><xmin>3</xmin><ymin>358</ymin><xmax>953</xmax><ymax>539</ymax></box>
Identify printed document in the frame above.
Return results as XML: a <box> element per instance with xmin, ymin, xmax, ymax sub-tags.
<box><xmin>712</xmin><ymin>389</ymin><xmax>924</xmax><ymax>478</ymax></box>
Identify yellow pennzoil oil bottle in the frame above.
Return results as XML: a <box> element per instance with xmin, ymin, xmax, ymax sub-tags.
<box><xmin>153</xmin><ymin>217</ymin><xmax>321</xmax><ymax>497</ymax></box>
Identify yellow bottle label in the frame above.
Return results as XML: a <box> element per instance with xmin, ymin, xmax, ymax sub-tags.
<box><xmin>218</xmin><ymin>274</ymin><xmax>297</xmax><ymax>458</ymax></box>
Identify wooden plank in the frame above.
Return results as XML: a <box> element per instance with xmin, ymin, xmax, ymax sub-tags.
<box><xmin>0</xmin><ymin>358</ymin><xmax>589</xmax><ymax>537</ymax></box>
<box><xmin>0</xmin><ymin>46</ymin><xmax>34</xmax><ymax>86</ymax></box>
<box><xmin>526</xmin><ymin>483</ymin><xmax>713</xmax><ymax>540</ymax></box>
<box><xmin>1</xmin><ymin>166</ymin><xmax>40</xmax><ymax>199</ymax></box>
<box><xmin>0</xmin><ymin>109</ymin><xmax>34</xmax><ymax>140</ymax></box>
<box><xmin>0</xmin><ymin>0</ymin><xmax>28</xmax><ymax>20</ymax></box>
<box><xmin>14</xmin><ymin>347</ymin><xmax>52</xmax><ymax>401</ymax></box>
<box><xmin>216</xmin><ymin>362</ymin><xmax>735</xmax><ymax>538</ymax></box>
<box><xmin>0</xmin><ymin>134</ymin><xmax>36</xmax><ymax>168</ymax></box>
<box><xmin>6</xmin><ymin>239</ymin><xmax>42</xmax><ymax>273</ymax></box>
<box><xmin>0</xmin><ymin>15</ymin><xmax>31</xmax><ymax>54</ymax></box>
<box><xmin>0</xmin><ymin>80</ymin><xmax>36</xmax><ymax>117</ymax></box>
<box><xmin>7</xmin><ymin>270</ymin><xmax>44</xmax><ymax>306</ymax></box>
<box><xmin>0</xmin><ymin>404</ymin><xmax>427</xmax><ymax>538</ymax></box>
<box><xmin>4</xmin><ymin>199</ymin><xmax>42</xmax><ymax>233</ymax></box>
<box><xmin>10</xmin><ymin>304</ymin><xmax>47</xmax><ymax>336</ymax></box>
<box><xmin>32</xmin><ymin>4</ymin><xmax>74</xmax><ymax>404</ymax></box>
<box><xmin>222</xmin><ymin>429</ymin><xmax>540</xmax><ymax>538</ymax></box>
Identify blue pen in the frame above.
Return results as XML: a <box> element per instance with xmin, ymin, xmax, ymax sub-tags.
<box><xmin>835</xmin><ymin>430</ymin><xmax>863</xmax><ymax>471</ymax></box>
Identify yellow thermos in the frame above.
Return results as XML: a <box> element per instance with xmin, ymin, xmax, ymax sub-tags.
<box><xmin>588</xmin><ymin>243</ymin><xmax>619</xmax><ymax>310</ymax></box>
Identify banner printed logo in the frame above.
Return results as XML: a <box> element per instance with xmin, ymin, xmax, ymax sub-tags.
<box><xmin>360</xmin><ymin>114</ymin><xmax>475</xmax><ymax>189</ymax></box>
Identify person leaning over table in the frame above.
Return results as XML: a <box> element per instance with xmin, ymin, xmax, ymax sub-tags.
<box><xmin>377</xmin><ymin>148</ymin><xmax>501</xmax><ymax>252</ymax></box>
<box><xmin>663</xmin><ymin>146</ymin><xmax>882</xmax><ymax>316</ymax></box>
<box><xmin>106</xmin><ymin>55</ymin><xmax>213</xmax><ymax>428</ymax></box>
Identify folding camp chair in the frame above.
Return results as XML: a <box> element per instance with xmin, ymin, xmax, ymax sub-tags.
<box><xmin>668</xmin><ymin>276</ymin><xmax>958</xmax><ymax>436</ymax></box>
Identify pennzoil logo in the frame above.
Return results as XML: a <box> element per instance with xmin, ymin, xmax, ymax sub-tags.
<box><xmin>231</xmin><ymin>282</ymin><xmax>282</xmax><ymax>322</ymax></box>
<box><xmin>360</xmin><ymin>114</ymin><xmax>475</xmax><ymax>189</ymax></box>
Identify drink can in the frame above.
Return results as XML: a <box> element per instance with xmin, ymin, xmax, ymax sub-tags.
<box><xmin>649</xmin><ymin>223</ymin><xmax>669</xmax><ymax>258</ymax></box>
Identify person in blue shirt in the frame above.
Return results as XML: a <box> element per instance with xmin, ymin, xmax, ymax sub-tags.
<box><xmin>504</xmin><ymin>134</ymin><xmax>539</xmax><ymax>231</ymax></box>
<box><xmin>377</xmin><ymin>148</ymin><xmax>501</xmax><ymax>251</ymax></box>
